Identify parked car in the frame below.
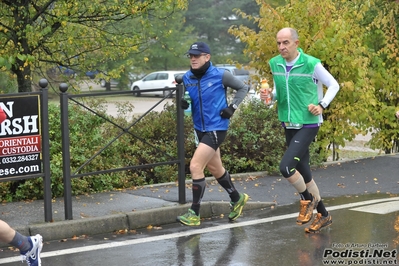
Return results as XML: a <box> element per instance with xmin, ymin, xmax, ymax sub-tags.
<box><xmin>130</xmin><ymin>71</ymin><xmax>186</xmax><ymax>97</ymax></box>
<box><xmin>215</xmin><ymin>64</ymin><xmax>251</xmax><ymax>85</ymax></box>
<box><xmin>56</xmin><ymin>66</ymin><xmax>77</xmax><ymax>78</ymax></box>
<box><xmin>247</xmin><ymin>88</ymin><xmax>261</xmax><ymax>100</ymax></box>
<box><xmin>100</xmin><ymin>72</ymin><xmax>144</xmax><ymax>89</ymax></box>
<box><xmin>85</xmin><ymin>70</ymin><xmax>99</xmax><ymax>79</ymax></box>
<box><xmin>55</xmin><ymin>66</ymin><xmax>99</xmax><ymax>79</ymax></box>
<box><xmin>100</xmin><ymin>78</ymin><xmax>119</xmax><ymax>88</ymax></box>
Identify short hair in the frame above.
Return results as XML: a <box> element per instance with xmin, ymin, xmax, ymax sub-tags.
<box><xmin>278</xmin><ymin>27</ymin><xmax>299</xmax><ymax>41</ymax></box>
<box><xmin>288</xmin><ymin>28</ymin><xmax>299</xmax><ymax>40</ymax></box>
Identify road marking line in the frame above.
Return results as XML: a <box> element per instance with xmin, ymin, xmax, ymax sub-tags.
<box><xmin>350</xmin><ymin>201</ymin><xmax>399</xmax><ymax>214</ymax></box>
<box><xmin>0</xmin><ymin>197</ymin><xmax>398</xmax><ymax>264</ymax></box>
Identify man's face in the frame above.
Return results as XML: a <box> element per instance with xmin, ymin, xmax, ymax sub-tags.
<box><xmin>276</xmin><ymin>30</ymin><xmax>299</xmax><ymax>61</ymax></box>
<box><xmin>188</xmin><ymin>53</ymin><xmax>210</xmax><ymax>69</ymax></box>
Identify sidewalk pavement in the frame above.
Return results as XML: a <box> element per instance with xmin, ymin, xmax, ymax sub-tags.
<box><xmin>0</xmin><ymin>172</ymin><xmax>274</xmax><ymax>247</ymax></box>
<box><xmin>0</xmin><ymin>154</ymin><xmax>398</xmax><ymax>247</ymax></box>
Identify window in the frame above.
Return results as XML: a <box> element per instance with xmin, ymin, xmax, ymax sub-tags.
<box><xmin>234</xmin><ymin>69</ymin><xmax>250</xmax><ymax>76</ymax></box>
<box><xmin>144</xmin><ymin>73</ymin><xmax>157</xmax><ymax>81</ymax></box>
<box><xmin>157</xmin><ymin>73</ymin><xmax>168</xmax><ymax>80</ymax></box>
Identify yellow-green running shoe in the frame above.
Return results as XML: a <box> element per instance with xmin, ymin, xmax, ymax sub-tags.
<box><xmin>177</xmin><ymin>209</ymin><xmax>201</xmax><ymax>226</ymax></box>
<box><xmin>229</xmin><ymin>193</ymin><xmax>249</xmax><ymax>221</ymax></box>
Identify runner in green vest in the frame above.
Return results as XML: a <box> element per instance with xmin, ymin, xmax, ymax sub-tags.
<box><xmin>261</xmin><ymin>27</ymin><xmax>340</xmax><ymax>233</ymax></box>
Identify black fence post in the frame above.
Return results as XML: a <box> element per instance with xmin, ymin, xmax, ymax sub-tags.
<box><xmin>59</xmin><ymin>83</ymin><xmax>73</xmax><ymax>220</ymax></box>
<box><xmin>175</xmin><ymin>75</ymin><xmax>186</xmax><ymax>204</ymax></box>
<box><xmin>39</xmin><ymin>79</ymin><xmax>53</xmax><ymax>222</ymax></box>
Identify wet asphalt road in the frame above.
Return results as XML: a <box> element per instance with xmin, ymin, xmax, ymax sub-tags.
<box><xmin>2</xmin><ymin>194</ymin><xmax>399</xmax><ymax>266</ymax></box>
<box><xmin>0</xmin><ymin>133</ymin><xmax>397</xmax><ymax>266</ymax></box>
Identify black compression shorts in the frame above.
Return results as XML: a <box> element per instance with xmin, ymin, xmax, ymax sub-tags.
<box><xmin>194</xmin><ymin>130</ymin><xmax>227</xmax><ymax>151</ymax></box>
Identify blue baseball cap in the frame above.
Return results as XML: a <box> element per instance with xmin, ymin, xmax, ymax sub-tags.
<box><xmin>187</xmin><ymin>42</ymin><xmax>211</xmax><ymax>55</ymax></box>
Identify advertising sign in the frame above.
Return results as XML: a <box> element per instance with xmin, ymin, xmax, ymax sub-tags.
<box><xmin>0</xmin><ymin>96</ymin><xmax>41</xmax><ymax>177</ymax></box>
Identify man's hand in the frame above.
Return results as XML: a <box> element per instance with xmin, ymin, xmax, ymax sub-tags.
<box><xmin>395</xmin><ymin>111</ymin><xmax>399</xmax><ymax>119</ymax></box>
<box><xmin>181</xmin><ymin>99</ymin><xmax>189</xmax><ymax>110</ymax></box>
<box><xmin>220</xmin><ymin>104</ymin><xmax>236</xmax><ymax>119</ymax></box>
<box><xmin>308</xmin><ymin>104</ymin><xmax>323</xmax><ymax>116</ymax></box>
<box><xmin>260</xmin><ymin>88</ymin><xmax>272</xmax><ymax>101</ymax></box>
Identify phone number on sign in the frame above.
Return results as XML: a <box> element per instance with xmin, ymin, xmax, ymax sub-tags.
<box><xmin>1</xmin><ymin>154</ymin><xmax>39</xmax><ymax>164</ymax></box>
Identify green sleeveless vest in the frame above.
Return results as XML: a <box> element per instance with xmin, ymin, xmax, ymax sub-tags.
<box><xmin>269</xmin><ymin>48</ymin><xmax>321</xmax><ymax>124</ymax></box>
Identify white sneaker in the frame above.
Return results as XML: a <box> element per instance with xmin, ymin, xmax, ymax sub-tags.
<box><xmin>20</xmin><ymin>234</ymin><xmax>43</xmax><ymax>266</ymax></box>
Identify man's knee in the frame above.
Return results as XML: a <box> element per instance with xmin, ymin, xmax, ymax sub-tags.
<box><xmin>189</xmin><ymin>160</ymin><xmax>203</xmax><ymax>175</ymax></box>
<box><xmin>279</xmin><ymin>162</ymin><xmax>293</xmax><ymax>178</ymax></box>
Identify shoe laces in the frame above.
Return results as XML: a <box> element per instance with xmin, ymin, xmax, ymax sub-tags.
<box><xmin>21</xmin><ymin>250</ymin><xmax>38</xmax><ymax>265</ymax></box>
<box><xmin>183</xmin><ymin>209</ymin><xmax>196</xmax><ymax>218</ymax></box>
<box><xmin>299</xmin><ymin>200</ymin><xmax>311</xmax><ymax>212</ymax></box>
<box><xmin>311</xmin><ymin>213</ymin><xmax>324</xmax><ymax>226</ymax></box>
<box><xmin>21</xmin><ymin>254</ymin><xmax>35</xmax><ymax>266</ymax></box>
<box><xmin>20</xmin><ymin>236</ymin><xmax>41</xmax><ymax>265</ymax></box>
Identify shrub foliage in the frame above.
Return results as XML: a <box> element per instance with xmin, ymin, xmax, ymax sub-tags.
<box><xmin>0</xmin><ymin>97</ymin><xmax>323</xmax><ymax>201</ymax></box>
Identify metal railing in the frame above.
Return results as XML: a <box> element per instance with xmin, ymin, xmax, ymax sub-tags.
<box><xmin>59</xmin><ymin>82</ymin><xmax>187</xmax><ymax>220</ymax></box>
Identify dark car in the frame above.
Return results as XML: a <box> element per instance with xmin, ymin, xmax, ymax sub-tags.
<box><xmin>56</xmin><ymin>66</ymin><xmax>99</xmax><ymax>79</ymax></box>
<box><xmin>85</xmin><ymin>70</ymin><xmax>99</xmax><ymax>79</ymax></box>
<box><xmin>215</xmin><ymin>64</ymin><xmax>251</xmax><ymax>85</ymax></box>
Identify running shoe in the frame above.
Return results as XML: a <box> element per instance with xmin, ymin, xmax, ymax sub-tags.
<box><xmin>177</xmin><ymin>209</ymin><xmax>201</xmax><ymax>226</ymax></box>
<box><xmin>305</xmin><ymin>212</ymin><xmax>332</xmax><ymax>233</ymax></box>
<box><xmin>229</xmin><ymin>193</ymin><xmax>249</xmax><ymax>221</ymax></box>
<box><xmin>20</xmin><ymin>234</ymin><xmax>43</xmax><ymax>266</ymax></box>
<box><xmin>296</xmin><ymin>196</ymin><xmax>317</xmax><ymax>225</ymax></box>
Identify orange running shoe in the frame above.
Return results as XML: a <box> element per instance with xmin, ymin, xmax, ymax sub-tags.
<box><xmin>305</xmin><ymin>213</ymin><xmax>332</xmax><ymax>233</ymax></box>
<box><xmin>296</xmin><ymin>196</ymin><xmax>317</xmax><ymax>225</ymax></box>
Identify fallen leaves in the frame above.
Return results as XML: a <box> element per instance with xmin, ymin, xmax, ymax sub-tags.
<box><xmin>60</xmin><ymin>234</ymin><xmax>89</xmax><ymax>243</ymax></box>
<box><xmin>246</xmin><ymin>175</ymin><xmax>258</xmax><ymax>181</ymax></box>
<box><xmin>80</xmin><ymin>212</ymin><xmax>92</xmax><ymax>218</ymax></box>
<box><xmin>115</xmin><ymin>229</ymin><xmax>128</xmax><ymax>234</ymax></box>
<box><xmin>146</xmin><ymin>224</ymin><xmax>162</xmax><ymax>230</ymax></box>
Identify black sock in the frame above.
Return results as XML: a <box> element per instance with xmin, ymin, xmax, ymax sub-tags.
<box><xmin>190</xmin><ymin>178</ymin><xmax>206</xmax><ymax>216</ymax></box>
<box><xmin>299</xmin><ymin>189</ymin><xmax>312</xmax><ymax>201</ymax></box>
<box><xmin>216</xmin><ymin>171</ymin><xmax>240</xmax><ymax>203</ymax></box>
<box><xmin>316</xmin><ymin>200</ymin><xmax>329</xmax><ymax>217</ymax></box>
<box><xmin>191</xmin><ymin>204</ymin><xmax>200</xmax><ymax>216</ymax></box>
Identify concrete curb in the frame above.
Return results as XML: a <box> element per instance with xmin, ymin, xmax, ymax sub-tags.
<box><xmin>19</xmin><ymin>201</ymin><xmax>275</xmax><ymax>243</ymax></box>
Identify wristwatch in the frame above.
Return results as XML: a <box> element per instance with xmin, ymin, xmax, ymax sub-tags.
<box><xmin>318</xmin><ymin>101</ymin><xmax>328</xmax><ymax>110</ymax></box>
<box><xmin>231</xmin><ymin>104</ymin><xmax>238</xmax><ymax>110</ymax></box>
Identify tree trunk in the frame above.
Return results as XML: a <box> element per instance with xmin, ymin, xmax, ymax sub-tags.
<box><xmin>105</xmin><ymin>81</ymin><xmax>111</xmax><ymax>91</ymax></box>
<box><xmin>13</xmin><ymin>63</ymin><xmax>32</xmax><ymax>93</ymax></box>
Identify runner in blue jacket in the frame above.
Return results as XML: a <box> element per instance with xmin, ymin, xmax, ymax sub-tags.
<box><xmin>177</xmin><ymin>42</ymin><xmax>250</xmax><ymax>226</ymax></box>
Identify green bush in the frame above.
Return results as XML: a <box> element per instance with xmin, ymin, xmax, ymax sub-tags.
<box><xmin>223</xmin><ymin>99</ymin><xmax>286</xmax><ymax>174</ymax></box>
<box><xmin>0</xmin><ymin>97</ymin><xmax>325</xmax><ymax>202</ymax></box>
